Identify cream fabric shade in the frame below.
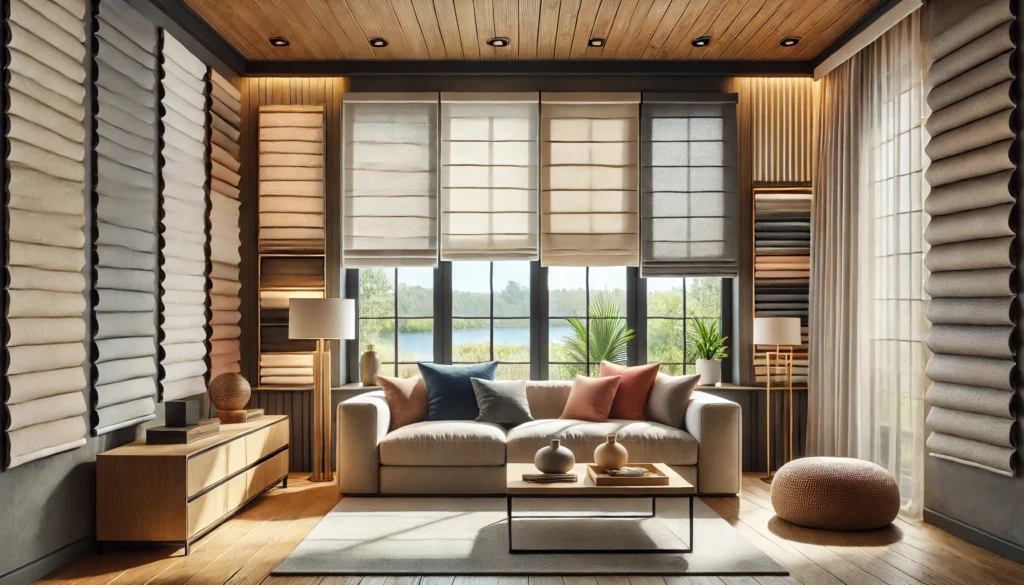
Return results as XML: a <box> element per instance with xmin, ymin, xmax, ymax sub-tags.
<box><xmin>540</xmin><ymin>92</ymin><xmax>640</xmax><ymax>267</ymax></box>
<box><xmin>440</xmin><ymin>93</ymin><xmax>539</xmax><ymax>260</ymax></box>
<box><xmin>289</xmin><ymin>299</ymin><xmax>356</xmax><ymax>340</ymax></box>
<box><xmin>640</xmin><ymin>93</ymin><xmax>739</xmax><ymax>277</ymax></box>
<box><xmin>343</xmin><ymin>92</ymin><xmax>439</xmax><ymax>267</ymax></box>
<box><xmin>753</xmin><ymin>317</ymin><xmax>802</xmax><ymax>346</ymax></box>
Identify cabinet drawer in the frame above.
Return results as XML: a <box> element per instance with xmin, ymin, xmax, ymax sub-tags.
<box><xmin>245</xmin><ymin>450</ymin><xmax>289</xmax><ymax>500</ymax></box>
<box><xmin>187</xmin><ymin>474</ymin><xmax>247</xmax><ymax>538</ymax></box>
<box><xmin>245</xmin><ymin>419</ymin><xmax>289</xmax><ymax>464</ymax></box>
<box><xmin>187</xmin><ymin>440</ymin><xmax>246</xmax><ymax>497</ymax></box>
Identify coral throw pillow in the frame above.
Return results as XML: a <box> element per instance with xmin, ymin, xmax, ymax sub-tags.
<box><xmin>600</xmin><ymin>361</ymin><xmax>660</xmax><ymax>420</ymax></box>
<box><xmin>560</xmin><ymin>375</ymin><xmax>621</xmax><ymax>422</ymax></box>
<box><xmin>378</xmin><ymin>374</ymin><xmax>428</xmax><ymax>431</ymax></box>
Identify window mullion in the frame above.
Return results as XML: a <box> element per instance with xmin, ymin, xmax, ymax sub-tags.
<box><xmin>634</xmin><ymin>271</ymin><xmax>646</xmax><ymax>367</ymax></box>
<box><xmin>533</xmin><ymin>261</ymin><xmax>546</xmax><ymax>381</ymax></box>
<box><xmin>438</xmin><ymin>262</ymin><xmax>451</xmax><ymax>364</ymax></box>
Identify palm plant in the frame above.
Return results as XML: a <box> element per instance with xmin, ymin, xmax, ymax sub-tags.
<box><xmin>562</xmin><ymin>291</ymin><xmax>635</xmax><ymax>376</ymax></box>
<box><xmin>686</xmin><ymin>318</ymin><xmax>729</xmax><ymax>362</ymax></box>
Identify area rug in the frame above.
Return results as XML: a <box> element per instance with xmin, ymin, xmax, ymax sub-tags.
<box><xmin>273</xmin><ymin>497</ymin><xmax>788</xmax><ymax>576</ymax></box>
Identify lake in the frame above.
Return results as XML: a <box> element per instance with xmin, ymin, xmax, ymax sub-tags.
<box><xmin>388</xmin><ymin>326</ymin><xmax>574</xmax><ymax>359</ymax></box>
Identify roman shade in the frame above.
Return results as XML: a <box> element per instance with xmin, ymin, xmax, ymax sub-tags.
<box><xmin>159</xmin><ymin>32</ymin><xmax>209</xmax><ymax>401</ymax></box>
<box><xmin>4</xmin><ymin>0</ymin><xmax>88</xmax><ymax>468</ymax></box>
<box><xmin>440</xmin><ymin>92</ymin><xmax>539</xmax><ymax>261</ymax></box>
<box><xmin>343</xmin><ymin>92</ymin><xmax>439</xmax><ymax>267</ymax></box>
<box><xmin>540</xmin><ymin>92</ymin><xmax>639</xmax><ymax>267</ymax></box>
<box><xmin>640</xmin><ymin>93</ymin><xmax>739</xmax><ymax>277</ymax></box>
<box><xmin>92</xmin><ymin>0</ymin><xmax>158</xmax><ymax>433</ymax></box>
<box><xmin>209</xmin><ymin>68</ymin><xmax>242</xmax><ymax>379</ymax></box>
<box><xmin>922</xmin><ymin>0</ymin><xmax>1018</xmax><ymax>476</ymax></box>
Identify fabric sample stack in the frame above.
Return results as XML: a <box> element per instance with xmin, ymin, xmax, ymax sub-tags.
<box><xmin>4</xmin><ymin>0</ymin><xmax>89</xmax><ymax>468</ymax></box>
<box><xmin>753</xmin><ymin>190</ymin><xmax>811</xmax><ymax>387</ymax></box>
<box><xmin>258</xmin><ymin>105</ymin><xmax>326</xmax><ymax>253</ymax></box>
<box><xmin>208</xmin><ymin>69</ymin><xmax>242</xmax><ymax>380</ymax></box>
<box><xmin>159</xmin><ymin>33</ymin><xmax>209</xmax><ymax>401</ymax></box>
<box><xmin>92</xmin><ymin>0</ymin><xmax>159</xmax><ymax>433</ymax></box>
<box><xmin>922</xmin><ymin>0</ymin><xmax>1018</xmax><ymax>476</ymax></box>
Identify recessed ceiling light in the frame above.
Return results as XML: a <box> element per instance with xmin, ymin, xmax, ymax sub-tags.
<box><xmin>588</xmin><ymin>38</ymin><xmax>605</xmax><ymax>48</ymax></box>
<box><xmin>487</xmin><ymin>37</ymin><xmax>509</xmax><ymax>47</ymax></box>
<box><xmin>691</xmin><ymin>36</ymin><xmax>711</xmax><ymax>48</ymax></box>
<box><xmin>269</xmin><ymin>37</ymin><xmax>289</xmax><ymax>47</ymax></box>
<box><xmin>780</xmin><ymin>37</ymin><xmax>800</xmax><ymax>47</ymax></box>
<box><xmin>370</xmin><ymin>38</ymin><xmax>388</xmax><ymax>48</ymax></box>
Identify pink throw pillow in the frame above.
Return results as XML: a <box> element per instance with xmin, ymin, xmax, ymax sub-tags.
<box><xmin>378</xmin><ymin>375</ymin><xmax>428</xmax><ymax>431</ymax></box>
<box><xmin>559</xmin><ymin>374</ymin><xmax>621</xmax><ymax>422</ymax></box>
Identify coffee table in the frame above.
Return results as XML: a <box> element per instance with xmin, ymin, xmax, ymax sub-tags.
<box><xmin>505</xmin><ymin>462</ymin><xmax>695</xmax><ymax>554</ymax></box>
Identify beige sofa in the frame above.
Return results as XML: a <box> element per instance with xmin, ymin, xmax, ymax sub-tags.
<box><xmin>336</xmin><ymin>380</ymin><xmax>742</xmax><ymax>495</ymax></box>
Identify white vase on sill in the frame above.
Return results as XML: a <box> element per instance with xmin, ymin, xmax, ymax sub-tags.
<box><xmin>695</xmin><ymin>358</ymin><xmax>722</xmax><ymax>386</ymax></box>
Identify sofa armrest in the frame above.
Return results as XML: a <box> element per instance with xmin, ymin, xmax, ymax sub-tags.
<box><xmin>685</xmin><ymin>391</ymin><xmax>741</xmax><ymax>495</ymax></box>
<box><xmin>336</xmin><ymin>391</ymin><xmax>390</xmax><ymax>494</ymax></box>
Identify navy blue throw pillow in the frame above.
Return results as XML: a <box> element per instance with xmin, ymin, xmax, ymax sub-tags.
<box><xmin>418</xmin><ymin>361</ymin><xmax>498</xmax><ymax>421</ymax></box>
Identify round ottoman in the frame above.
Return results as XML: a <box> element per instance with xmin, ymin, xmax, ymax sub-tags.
<box><xmin>771</xmin><ymin>457</ymin><xmax>901</xmax><ymax>530</ymax></box>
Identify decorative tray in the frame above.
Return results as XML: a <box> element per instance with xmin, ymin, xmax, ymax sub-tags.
<box><xmin>586</xmin><ymin>463</ymin><xmax>669</xmax><ymax>486</ymax></box>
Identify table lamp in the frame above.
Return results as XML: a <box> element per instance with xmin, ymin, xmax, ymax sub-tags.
<box><xmin>289</xmin><ymin>298</ymin><xmax>355</xmax><ymax>482</ymax></box>
<box><xmin>753</xmin><ymin>317</ymin><xmax>801</xmax><ymax>483</ymax></box>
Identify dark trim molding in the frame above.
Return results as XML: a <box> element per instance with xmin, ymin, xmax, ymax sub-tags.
<box><xmin>811</xmin><ymin>0</ymin><xmax>908</xmax><ymax>68</ymax></box>
<box><xmin>128</xmin><ymin>0</ymin><xmax>246</xmax><ymax>75</ymax></box>
<box><xmin>245</xmin><ymin>60</ymin><xmax>813</xmax><ymax>78</ymax></box>
<box><xmin>924</xmin><ymin>508</ymin><xmax>1024</xmax><ymax>564</ymax></box>
<box><xmin>0</xmin><ymin>538</ymin><xmax>93</xmax><ymax>585</ymax></box>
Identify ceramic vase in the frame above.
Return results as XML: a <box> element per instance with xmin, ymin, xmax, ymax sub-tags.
<box><xmin>695</xmin><ymin>358</ymin><xmax>722</xmax><ymax>385</ymax></box>
<box><xmin>360</xmin><ymin>344</ymin><xmax>381</xmax><ymax>386</ymax></box>
<box><xmin>534</xmin><ymin>439</ymin><xmax>575</xmax><ymax>474</ymax></box>
<box><xmin>594</xmin><ymin>434</ymin><xmax>628</xmax><ymax>470</ymax></box>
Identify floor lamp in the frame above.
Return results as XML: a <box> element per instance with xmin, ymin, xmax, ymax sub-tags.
<box><xmin>289</xmin><ymin>298</ymin><xmax>355</xmax><ymax>482</ymax></box>
<box><xmin>753</xmin><ymin>317</ymin><xmax>801</xmax><ymax>484</ymax></box>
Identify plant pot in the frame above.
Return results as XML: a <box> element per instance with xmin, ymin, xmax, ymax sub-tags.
<box><xmin>695</xmin><ymin>358</ymin><xmax>722</xmax><ymax>385</ymax></box>
<box><xmin>534</xmin><ymin>439</ymin><xmax>575</xmax><ymax>474</ymax></box>
<box><xmin>360</xmin><ymin>345</ymin><xmax>381</xmax><ymax>386</ymax></box>
<box><xmin>594</xmin><ymin>434</ymin><xmax>628</xmax><ymax>470</ymax></box>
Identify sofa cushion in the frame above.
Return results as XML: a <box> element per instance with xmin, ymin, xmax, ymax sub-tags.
<box><xmin>419</xmin><ymin>361</ymin><xmax>498</xmax><ymax>421</ymax></box>
<box><xmin>600</xmin><ymin>361</ymin><xmax>660</xmax><ymax>420</ymax></box>
<box><xmin>378</xmin><ymin>374</ymin><xmax>428</xmax><ymax>431</ymax></box>
<box><xmin>506</xmin><ymin>419</ymin><xmax>698</xmax><ymax>466</ymax></box>
<box><xmin>560</xmin><ymin>375</ymin><xmax>620</xmax><ymax>421</ymax></box>
<box><xmin>525</xmin><ymin>380</ymin><xmax>572</xmax><ymax>419</ymax></box>
<box><xmin>379</xmin><ymin>421</ymin><xmax>507</xmax><ymax>467</ymax></box>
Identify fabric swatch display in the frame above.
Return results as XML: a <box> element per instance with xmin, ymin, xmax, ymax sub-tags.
<box><xmin>258</xmin><ymin>105</ymin><xmax>325</xmax><ymax>253</ymax></box>
<box><xmin>160</xmin><ymin>32</ymin><xmax>209</xmax><ymax>401</ymax></box>
<box><xmin>922</xmin><ymin>0</ymin><xmax>1018</xmax><ymax>476</ymax></box>
<box><xmin>92</xmin><ymin>0</ymin><xmax>158</xmax><ymax>434</ymax></box>
<box><xmin>208</xmin><ymin>68</ymin><xmax>242</xmax><ymax>380</ymax></box>
<box><xmin>4</xmin><ymin>0</ymin><xmax>88</xmax><ymax>468</ymax></box>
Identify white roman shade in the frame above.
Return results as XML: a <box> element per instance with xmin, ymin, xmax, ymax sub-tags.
<box><xmin>343</xmin><ymin>92</ymin><xmax>439</xmax><ymax>267</ymax></box>
<box><xmin>440</xmin><ymin>92</ymin><xmax>539</xmax><ymax>260</ymax></box>
<box><xmin>640</xmin><ymin>93</ymin><xmax>739</xmax><ymax>277</ymax></box>
<box><xmin>540</xmin><ymin>92</ymin><xmax>640</xmax><ymax>267</ymax></box>
<box><xmin>92</xmin><ymin>0</ymin><xmax>159</xmax><ymax>433</ymax></box>
<box><xmin>159</xmin><ymin>32</ymin><xmax>209</xmax><ymax>401</ymax></box>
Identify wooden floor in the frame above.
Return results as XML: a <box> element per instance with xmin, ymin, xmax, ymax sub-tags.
<box><xmin>35</xmin><ymin>473</ymin><xmax>1024</xmax><ymax>585</ymax></box>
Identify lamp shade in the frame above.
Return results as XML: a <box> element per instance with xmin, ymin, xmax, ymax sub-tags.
<box><xmin>753</xmin><ymin>317</ymin><xmax>801</xmax><ymax>346</ymax></box>
<box><xmin>289</xmin><ymin>298</ymin><xmax>356</xmax><ymax>340</ymax></box>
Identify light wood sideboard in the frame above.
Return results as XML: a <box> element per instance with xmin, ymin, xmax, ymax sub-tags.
<box><xmin>97</xmin><ymin>415</ymin><xmax>290</xmax><ymax>554</ymax></box>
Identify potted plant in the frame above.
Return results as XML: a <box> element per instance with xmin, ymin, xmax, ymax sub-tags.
<box><xmin>687</xmin><ymin>318</ymin><xmax>729</xmax><ymax>385</ymax></box>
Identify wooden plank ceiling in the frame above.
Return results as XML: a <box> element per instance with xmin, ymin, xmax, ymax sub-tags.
<box><xmin>184</xmin><ymin>0</ymin><xmax>880</xmax><ymax>62</ymax></box>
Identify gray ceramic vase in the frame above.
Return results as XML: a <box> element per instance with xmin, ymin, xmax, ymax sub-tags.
<box><xmin>534</xmin><ymin>439</ymin><xmax>575</xmax><ymax>474</ymax></box>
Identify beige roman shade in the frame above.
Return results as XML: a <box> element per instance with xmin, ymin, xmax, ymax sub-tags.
<box><xmin>160</xmin><ymin>32</ymin><xmax>209</xmax><ymax>401</ymax></box>
<box><xmin>540</xmin><ymin>92</ymin><xmax>640</xmax><ymax>267</ymax></box>
<box><xmin>640</xmin><ymin>93</ymin><xmax>739</xmax><ymax>277</ymax></box>
<box><xmin>4</xmin><ymin>0</ymin><xmax>88</xmax><ymax>468</ymax></box>
<box><xmin>440</xmin><ymin>93</ymin><xmax>539</xmax><ymax>261</ymax></box>
<box><xmin>92</xmin><ymin>0</ymin><xmax>159</xmax><ymax>433</ymax></box>
<box><xmin>343</xmin><ymin>92</ymin><xmax>439</xmax><ymax>267</ymax></box>
<box><xmin>922</xmin><ymin>0</ymin><xmax>1018</xmax><ymax>476</ymax></box>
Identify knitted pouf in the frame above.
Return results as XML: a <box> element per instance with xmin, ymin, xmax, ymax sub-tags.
<box><xmin>770</xmin><ymin>457</ymin><xmax>901</xmax><ymax>530</ymax></box>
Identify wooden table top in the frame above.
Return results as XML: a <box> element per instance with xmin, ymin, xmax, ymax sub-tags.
<box><xmin>98</xmin><ymin>415</ymin><xmax>288</xmax><ymax>458</ymax></box>
<box><xmin>506</xmin><ymin>463</ymin><xmax>695</xmax><ymax>495</ymax></box>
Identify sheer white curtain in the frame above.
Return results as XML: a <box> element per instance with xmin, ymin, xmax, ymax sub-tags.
<box><xmin>857</xmin><ymin>12</ymin><xmax>928</xmax><ymax>518</ymax></box>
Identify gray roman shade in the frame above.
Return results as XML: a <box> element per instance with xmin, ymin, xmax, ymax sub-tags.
<box><xmin>640</xmin><ymin>93</ymin><xmax>739</xmax><ymax>277</ymax></box>
<box><xmin>541</xmin><ymin>92</ymin><xmax>640</xmax><ymax>267</ymax></box>
<box><xmin>343</xmin><ymin>93</ymin><xmax>439</xmax><ymax>267</ymax></box>
<box><xmin>209</xmin><ymin>69</ymin><xmax>242</xmax><ymax>379</ymax></box>
<box><xmin>440</xmin><ymin>92</ymin><xmax>539</xmax><ymax>261</ymax></box>
<box><xmin>4</xmin><ymin>0</ymin><xmax>88</xmax><ymax>468</ymax></box>
<box><xmin>159</xmin><ymin>32</ymin><xmax>209</xmax><ymax>401</ymax></box>
<box><xmin>92</xmin><ymin>0</ymin><xmax>158</xmax><ymax>433</ymax></box>
<box><xmin>922</xmin><ymin>0</ymin><xmax>1018</xmax><ymax>476</ymax></box>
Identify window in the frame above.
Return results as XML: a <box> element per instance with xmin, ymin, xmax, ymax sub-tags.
<box><xmin>547</xmin><ymin>267</ymin><xmax>629</xmax><ymax>380</ymax></box>
<box><xmin>451</xmin><ymin>261</ymin><xmax>531</xmax><ymax>379</ymax></box>
<box><xmin>646</xmin><ymin>277</ymin><xmax>722</xmax><ymax>375</ymax></box>
<box><xmin>357</xmin><ymin>267</ymin><xmax>434</xmax><ymax>377</ymax></box>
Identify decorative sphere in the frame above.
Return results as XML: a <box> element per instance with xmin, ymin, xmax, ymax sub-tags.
<box><xmin>208</xmin><ymin>373</ymin><xmax>251</xmax><ymax>411</ymax></box>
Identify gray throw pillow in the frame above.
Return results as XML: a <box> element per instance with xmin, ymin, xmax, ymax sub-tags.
<box><xmin>471</xmin><ymin>378</ymin><xmax>534</xmax><ymax>426</ymax></box>
<box><xmin>645</xmin><ymin>372</ymin><xmax>701</xmax><ymax>428</ymax></box>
